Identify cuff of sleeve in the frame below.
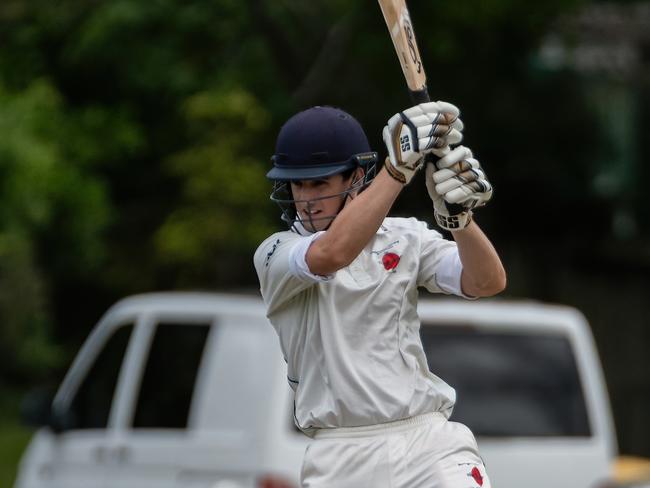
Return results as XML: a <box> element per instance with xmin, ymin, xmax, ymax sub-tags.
<box><xmin>435</xmin><ymin>249</ymin><xmax>476</xmax><ymax>299</ymax></box>
<box><xmin>288</xmin><ymin>231</ymin><xmax>335</xmax><ymax>283</ymax></box>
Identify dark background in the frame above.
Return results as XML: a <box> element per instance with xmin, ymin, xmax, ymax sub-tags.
<box><xmin>0</xmin><ymin>0</ymin><xmax>648</xmax><ymax>478</ymax></box>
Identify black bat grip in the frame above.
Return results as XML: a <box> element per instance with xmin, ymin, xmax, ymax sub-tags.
<box><xmin>409</xmin><ymin>88</ymin><xmax>431</xmax><ymax>104</ymax></box>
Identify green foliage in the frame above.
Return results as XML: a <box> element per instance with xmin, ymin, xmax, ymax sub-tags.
<box><xmin>0</xmin><ymin>0</ymin><xmax>622</xmax><ymax>377</ymax></box>
<box><xmin>0</xmin><ymin>78</ymin><xmax>118</xmax><ymax>382</ymax></box>
<box><xmin>0</xmin><ymin>422</ymin><xmax>31</xmax><ymax>488</ymax></box>
<box><xmin>0</xmin><ymin>390</ymin><xmax>33</xmax><ymax>486</ymax></box>
<box><xmin>155</xmin><ymin>87</ymin><xmax>276</xmax><ymax>283</ymax></box>
<box><xmin>0</xmin><ymin>232</ymin><xmax>57</xmax><ymax>379</ymax></box>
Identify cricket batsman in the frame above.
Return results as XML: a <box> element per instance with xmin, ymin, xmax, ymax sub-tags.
<box><xmin>254</xmin><ymin>103</ymin><xmax>506</xmax><ymax>487</ymax></box>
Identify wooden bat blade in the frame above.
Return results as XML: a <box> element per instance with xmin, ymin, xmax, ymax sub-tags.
<box><xmin>377</xmin><ymin>0</ymin><xmax>430</xmax><ymax>103</ymax></box>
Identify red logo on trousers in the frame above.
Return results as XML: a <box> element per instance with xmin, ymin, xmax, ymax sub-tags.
<box><xmin>470</xmin><ymin>466</ymin><xmax>484</xmax><ymax>486</ymax></box>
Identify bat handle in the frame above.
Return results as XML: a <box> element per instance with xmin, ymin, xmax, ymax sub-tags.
<box><xmin>409</xmin><ymin>88</ymin><xmax>431</xmax><ymax>104</ymax></box>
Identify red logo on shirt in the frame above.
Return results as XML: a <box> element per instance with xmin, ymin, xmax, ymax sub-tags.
<box><xmin>382</xmin><ymin>252</ymin><xmax>400</xmax><ymax>271</ymax></box>
<box><xmin>470</xmin><ymin>467</ymin><xmax>484</xmax><ymax>486</ymax></box>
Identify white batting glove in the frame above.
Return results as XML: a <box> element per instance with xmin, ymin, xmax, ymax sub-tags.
<box><xmin>382</xmin><ymin>101</ymin><xmax>463</xmax><ymax>185</ymax></box>
<box><xmin>425</xmin><ymin>146</ymin><xmax>493</xmax><ymax>231</ymax></box>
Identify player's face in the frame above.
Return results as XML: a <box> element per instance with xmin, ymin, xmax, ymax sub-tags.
<box><xmin>291</xmin><ymin>173</ymin><xmax>355</xmax><ymax>232</ymax></box>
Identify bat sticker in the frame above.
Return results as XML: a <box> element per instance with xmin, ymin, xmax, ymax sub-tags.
<box><xmin>403</xmin><ymin>18</ymin><xmax>422</xmax><ymax>73</ymax></box>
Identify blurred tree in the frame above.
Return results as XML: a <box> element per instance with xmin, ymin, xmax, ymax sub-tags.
<box><xmin>155</xmin><ymin>87</ymin><xmax>275</xmax><ymax>285</ymax></box>
<box><xmin>0</xmin><ymin>0</ymin><xmax>597</xmax><ymax>372</ymax></box>
<box><xmin>0</xmin><ymin>79</ymin><xmax>115</xmax><ymax>383</ymax></box>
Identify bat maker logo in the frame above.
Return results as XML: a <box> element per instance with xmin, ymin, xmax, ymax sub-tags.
<box><xmin>403</xmin><ymin>19</ymin><xmax>422</xmax><ymax>73</ymax></box>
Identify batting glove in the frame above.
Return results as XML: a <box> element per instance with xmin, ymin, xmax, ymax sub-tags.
<box><xmin>382</xmin><ymin>101</ymin><xmax>463</xmax><ymax>185</ymax></box>
<box><xmin>425</xmin><ymin>145</ymin><xmax>493</xmax><ymax>231</ymax></box>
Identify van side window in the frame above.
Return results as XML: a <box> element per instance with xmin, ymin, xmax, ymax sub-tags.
<box><xmin>132</xmin><ymin>323</ymin><xmax>210</xmax><ymax>429</ymax></box>
<box><xmin>421</xmin><ymin>325</ymin><xmax>591</xmax><ymax>437</ymax></box>
<box><xmin>69</xmin><ymin>324</ymin><xmax>133</xmax><ymax>429</ymax></box>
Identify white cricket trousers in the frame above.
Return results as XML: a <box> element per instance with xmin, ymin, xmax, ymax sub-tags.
<box><xmin>301</xmin><ymin>412</ymin><xmax>491</xmax><ymax>488</ymax></box>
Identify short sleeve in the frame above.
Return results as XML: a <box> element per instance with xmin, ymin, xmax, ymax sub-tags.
<box><xmin>254</xmin><ymin>231</ymin><xmax>329</xmax><ymax>314</ymax></box>
<box><xmin>434</xmin><ymin>248</ymin><xmax>475</xmax><ymax>299</ymax></box>
<box><xmin>416</xmin><ymin>221</ymin><xmax>473</xmax><ymax>298</ymax></box>
<box><xmin>288</xmin><ymin>231</ymin><xmax>335</xmax><ymax>283</ymax></box>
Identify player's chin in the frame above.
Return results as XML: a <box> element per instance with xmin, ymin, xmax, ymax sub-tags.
<box><xmin>300</xmin><ymin>214</ymin><xmax>335</xmax><ymax>233</ymax></box>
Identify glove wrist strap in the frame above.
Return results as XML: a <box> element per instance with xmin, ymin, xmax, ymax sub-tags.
<box><xmin>435</xmin><ymin>210</ymin><xmax>473</xmax><ymax>231</ymax></box>
<box><xmin>384</xmin><ymin>157</ymin><xmax>407</xmax><ymax>185</ymax></box>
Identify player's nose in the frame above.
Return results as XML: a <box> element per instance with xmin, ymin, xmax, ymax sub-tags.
<box><xmin>295</xmin><ymin>185</ymin><xmax>318</xmax><ymax>203</ymax></box>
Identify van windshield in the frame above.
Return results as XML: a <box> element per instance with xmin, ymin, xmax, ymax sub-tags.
<box><xmin>420</xmin><ymin>325</ymin><xmax>591</xmax><ymax>437</ymax></box>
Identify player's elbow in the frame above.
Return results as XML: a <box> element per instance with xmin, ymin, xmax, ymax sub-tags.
<box><xmin>464</xmin><ymin>266</ymin><xmax>507</xmax><ymax>297</ymax></box>
<box><xmin>480</xmin><ymin>269</ymin><xmax>507</xmax><ymax>297</ymax></box>
<box><xmin>483</xmin><ymin>274</ymin><xmax>507</xmax><ymax>296</ymax></box>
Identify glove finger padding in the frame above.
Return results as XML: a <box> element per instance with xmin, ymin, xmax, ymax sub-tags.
<box><xmin>435</xmin><ymin>167</ymin><xmax>486</xmax><ymax>194</ymax></box>
<box><xmin>435</xmin><ymin>145</ymin><xmax>473</xmax><ymax>170</ymax></box>
<box><xmin>444</xmin><ymin>128</ymin><xmax>463</xmax><ymax>146</ymax></box>
<box><xmin>445</xmin><ymin>179</ymin><xmax>493</xmax><ymax>207</ymax></box>
<box><xmin>425</xmin><ymin>145</ymin><xmax>493</xmax><ymax>230</ymax></box>
<box><xmin>408</xmin><ymin>104</ymin><xmax>464</xmax><ymax>151</ymax></box>
<box><xmin>433</xmin><ymin>146</ymin><xmax>493</xmax><ymax>206</ymax></box>
<box><xmin>425</xmin><ymin>162</ymin><xmax>473</xmax><ymax>231</ymax></box>
<box><xmin>402</xmin><ymin>100</ymin><xmax>460</xmax><ymax>122</ymax></box>
<box><xmin>415</xmin><ymin>127</ymin><xmax>463</xmax><ymax>151</ymax></box>
<box><xmin>416</xmin><ymin>124</ymin><xmax>452</xmax><ymax>138</ymax></box>
<box><xmin>432</xmin><ymin>159</ymin><xmax>480</xmax><ymax>184</ymax></box>
<box><xmin>435</xmin><ymin>101</ymin><xmax>461</xmax><ymax>120</ymax></box>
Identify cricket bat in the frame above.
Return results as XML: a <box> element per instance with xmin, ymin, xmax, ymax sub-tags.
<box><xmin>377</xmin><ymin>0</ymin><xmax>431</xmax><ymax>105</ymax></box>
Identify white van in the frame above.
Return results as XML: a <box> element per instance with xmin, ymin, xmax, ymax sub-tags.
<box><xmin>15</xmin><ymin>292</ymin><xmax>619</xmax><ymax>488</ymax></box>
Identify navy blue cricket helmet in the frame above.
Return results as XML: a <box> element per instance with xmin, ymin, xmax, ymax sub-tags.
<box><xmin>268</xmin><ymin>106</ymin><xmax>378</xmax><ymax>231</ymax></box>
<box><xmin>268</xmin><ymin>106</ymin><xmax>377</xmax><ymax>181</ymax></box>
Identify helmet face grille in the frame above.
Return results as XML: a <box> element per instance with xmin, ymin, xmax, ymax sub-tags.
<box><xmin>270</xmin><ymin>158</ymin><xmax>377</xmax><ymax>233</ymax></box>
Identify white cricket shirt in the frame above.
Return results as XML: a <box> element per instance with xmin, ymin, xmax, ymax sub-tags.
<box><xmin>253</xmin><ymin>217</ymin><xmax>467</xmax><ymax>434</ymax></box>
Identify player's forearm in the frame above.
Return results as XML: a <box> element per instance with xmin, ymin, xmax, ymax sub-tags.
<box><xmin>306</xmin><ymin>168</ymin><xmax>402</xmax><ymax>275</ymax></box>
<box><xmin>452</xmin><ymin>220</ymin><xmax>506</xmax><ymax>297</ymax></box>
